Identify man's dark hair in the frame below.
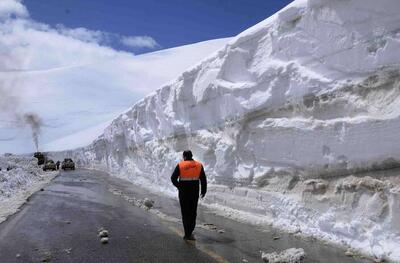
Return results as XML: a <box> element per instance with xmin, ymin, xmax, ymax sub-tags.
<box><xmin>183</xmin><ymin>150</ymin><xmax>193</xmax><ymax>160</ymax></box>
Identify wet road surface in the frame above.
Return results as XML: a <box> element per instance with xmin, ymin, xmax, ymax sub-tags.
<box><xmin>0</xmin><ymin>170</ymin><xmax>372</xmax><ymax>263</ymax></box>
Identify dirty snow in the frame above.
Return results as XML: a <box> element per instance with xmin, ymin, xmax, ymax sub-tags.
<box><xmin>262</xmin><ymin>248</ymin><xmax>306</xmax><ymax>263</ymax></box>
<box><xmin>58</xmin><ymin>0</ymin><xmax>400</xmax><ymax>261</ymax></box>
<box><xmin>143</xmin><ymin>198</ymin><xmax>155</xmax><ymax>209</ymax></box>
<box><xmin>0</xmin><ymin>155</ymin><xmax>57</xmax><ymax>222</ymax></box>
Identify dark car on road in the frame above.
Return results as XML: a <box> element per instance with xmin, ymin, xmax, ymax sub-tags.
<box><xmin>62</xmin><ymin>158</ymin><xmax>75</xmax><ymax>170</ymax></box>
<box><xmin>34</xmin><ymin>152</ymin><xmax>45</xmax><ymax>165</ymax></box>
<box><xmin>43</xmin><ymin>160</ymin><xmax>57</xmax><ymax>171</ymax></box>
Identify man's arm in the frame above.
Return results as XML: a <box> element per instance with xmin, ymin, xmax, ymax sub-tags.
<box><xmin>171</xmin><ymin>164</ymin><xmax>180</xmax><ymax>189</ymax></box>
<box><xmin>199</xmin><ymin>166</ymin><xmax>207</xmax><ymax>198</ymax></box>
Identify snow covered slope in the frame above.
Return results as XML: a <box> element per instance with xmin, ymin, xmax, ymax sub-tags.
<box><xmin>0</xmin><ymin>36</ymin><xmax>230</xmax><ymax>153</ymax></box>
<box><xmin>39</xmin><ymin>38</ymin><xmax>231</xmax><ymax>152</ymax></box>
<box><xmin>66</xmin><ymin>0</ymin><xmax>400</xmax><ymax>261</ymax></box>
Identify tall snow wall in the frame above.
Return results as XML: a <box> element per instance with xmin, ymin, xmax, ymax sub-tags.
<box><xmin>65</xmin><ymin>0</ymin><xmax>400</xmax><ymax>261</ymax></box>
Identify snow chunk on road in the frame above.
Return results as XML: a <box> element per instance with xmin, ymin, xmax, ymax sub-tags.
<box><xmin>262</xmin><ymin>248</ymin><xmax>306</xmax><ymax>263</ymax></box>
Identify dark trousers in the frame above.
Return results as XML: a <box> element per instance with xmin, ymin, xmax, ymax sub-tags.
<box><xmin>178</xmin><ymin>182</ymin><xmax>199</xmax><ymax>237</ymax></box>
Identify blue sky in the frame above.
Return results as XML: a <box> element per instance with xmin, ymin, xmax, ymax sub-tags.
<box><xmin>24</xmin><ymin>0</ymin><xmax>293</xmax><ymax>54</ymax></box>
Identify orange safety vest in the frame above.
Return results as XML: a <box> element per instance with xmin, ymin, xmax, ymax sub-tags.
<box><xmin>179</xmin><ymin>160</ymin><xmax>202</xmax><ymax>181</ymax></box>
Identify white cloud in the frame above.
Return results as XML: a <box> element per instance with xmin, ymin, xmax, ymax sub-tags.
<box><xmin>0</xmin><ymin>2</ymin><xmax>128</xmax><ymax>71</ymax></box>
<box><xmin>121</xmin><ymin>35</ymin><xmax>159</xmax><ymax>49</ymax></box>
<box><xmin>0</xmin><ymin>0</ymin><xmax>28</xmax><ymax>19</ymax></box>
<box><xmin>55</xmin><ymin>27</ymin><xmax>160</xmax><ymax>50</ymax></box>
<box><xmin>0</xmin><ymin>20</ymin><xmax>122</xmax><ymax>71</ymax></box>
<box><xmin>55</xmin><ymin>25</ymin><xmax>112</xmax><ymax>45</ymax></box>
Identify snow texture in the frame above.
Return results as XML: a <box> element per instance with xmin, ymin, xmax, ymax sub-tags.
<box><xmin>0</xmin><ymin>154</ymin><xmax>57</xmax><ymax>222</ymax></box>
<box><xmin>42</xmin><ymin>38</ymin><xmax>231</xmax><ymax>152</ymax></box>
<box><xmin>0</xmin><ymin>21</ymin><xmax>230</xmax><ymax>154</ymax></box>
<box><xmin>61</xmin><ymin>0</ymin><xmax>400</xmax><ymax>261</ymax></box>
<box><xmin>262</xmin><ymin>248</ymin><xmax>305</xmax><ymax>263</ymax></box>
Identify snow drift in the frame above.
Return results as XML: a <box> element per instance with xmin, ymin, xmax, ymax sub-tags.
<box><xmin>64</xmin><ymin>0</ymin><xmax>400</xmax><ymax>261</ymax></box>
<box><xmin>0</xmin><ymin>155</ymin><xmax>57</xmax><ymax>222</ymax></box>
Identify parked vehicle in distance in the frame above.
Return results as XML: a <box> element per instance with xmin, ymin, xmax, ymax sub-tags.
<box><xmin>34</xmin><ymin>152</ymin><xmax>45</xmax><ymax>165</ymax></box>
<box><xmin>43</xmin><ymin>160</ymin><xmax>57</xmax><ymax>171</ymax></box>
<box><xmin>62</xmin><ymin>158</ymin><xmax>75</xmax><ymax>170</ymax></box>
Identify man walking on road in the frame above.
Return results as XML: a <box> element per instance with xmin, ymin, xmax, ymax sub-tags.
<box><xmin>171</xmin><ymin>150</ymin><xmax>207</xmax><ymax>241</ymax></box>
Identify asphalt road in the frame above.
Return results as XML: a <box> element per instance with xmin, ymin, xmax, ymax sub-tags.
<box><xmin>0</xmin><ymin>170</ymin><xmax>372</xmax><ymax>263</ymax></box>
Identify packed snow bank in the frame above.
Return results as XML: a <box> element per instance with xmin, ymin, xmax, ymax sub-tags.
<box><xmin>0</xmin><ymin>155</ymin><xmax>57</xmax><ymax>223</ymax></box>
<box><xmin>62</xmin><ymin>0</ymin><xmax>400</xmax><ymax>261</ymax></box>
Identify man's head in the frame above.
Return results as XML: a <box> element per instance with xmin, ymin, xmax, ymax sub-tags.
<box><xmin>183</xmin><ymin>150</ymin><xmax>193</xmax><ymax>160</ymax></box>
